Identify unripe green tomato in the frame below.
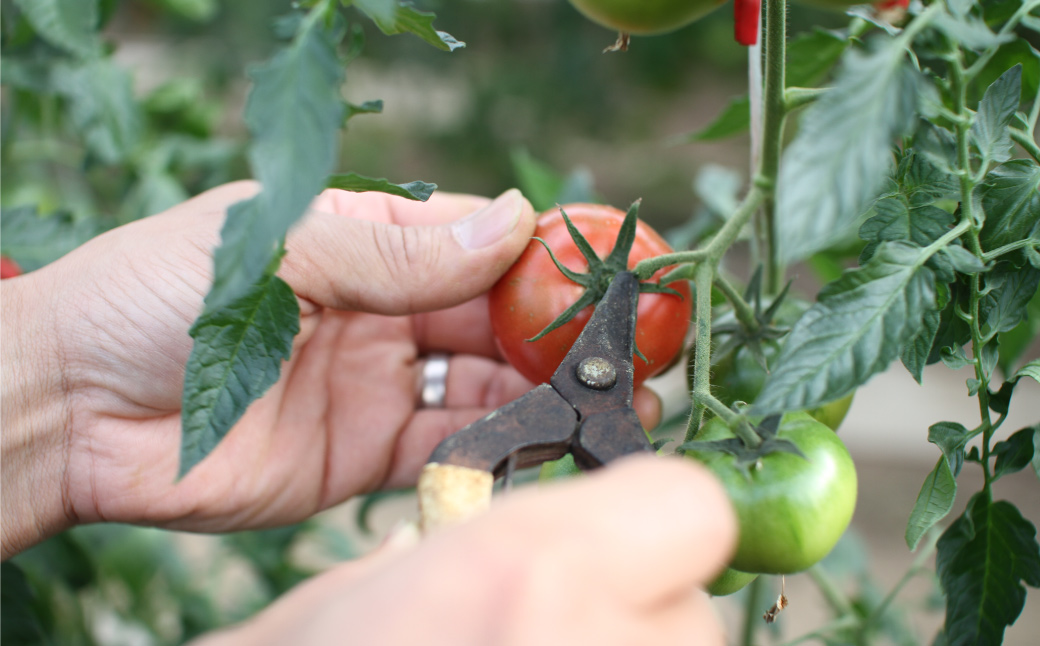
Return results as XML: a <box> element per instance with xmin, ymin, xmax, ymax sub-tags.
<box><xmin>567</xmin><ymin>0</ymin><xmax>727</xmax><ymax>35</ymax></box>
<box><xmin>687</xmin><ymin>412</ymin><xmax>858</xmax><ymax>574</ymax></box>
<box><xmin>707</xmin><ymin>567</ymin><xmax>759</xmax><ymax>596</ymax></box>
<box><xmin>538</xmin><ymin>453</ymin><xmax>582</xmax><ymax>482</ymax></box>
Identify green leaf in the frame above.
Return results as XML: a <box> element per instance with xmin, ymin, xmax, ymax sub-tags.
<box><xmin>325</xmin><ymin>172</ymin><xmax>436</xmax><ymax>201</ymax></box>
<box><xmin>786</xmin><ymin>28</ymin><xmax>849</xmax><ymax>88</ymax></box>
<box><xmin>344</xmin><ymin>99</ymin><xmax>383</xmax><ymax>123</ymax></box>
<box><xmin>976</xmin><ymin>41</ymin><xmax>1040</xmax><ymax>105</ymax></box>
<box><xmin>933</xmin><ymin>9</ymin><xmax>1014</xmax><ymax>51</ymax></box>
<box><xmin>0</xmin><ymin>205</ymin><xmax>100</xmax><ymax>272</ymax></box>
<box><xmin>997</xmin><ymin>288</ymin><xmax>1040</xmax><ymax>377</ymax></box>
<box><xmin>978</xmin><ymin>160</ymin><xmax>1040</xmax><ymax>253</ymax></box>
<box><xmin>935</xmin><ymin>493</ymin><xmax>1040</xmax><ymax>646</ymax></box>
<box><xmin>0</xmin><ymin>562</ymin><xmax>47</xmax><ymax>645</ymax></box>
<box><xmin>353</xmin><ymin>1</ymin><xmax>465</xmax><ymax>51</ymax></box>
<box><xmin>993</xmin><ymin>427</ymin><xmax>1036</xmax><ymax>481</ymax></box>
<box><xmin>151</xmin><ymin>0</ymin><xmax>219</xmax><ymax>21</ymax></box>
<box><xmin>777</xmin><ymin>38</ymin><xmax>920</xmax><ymax>263</ymax></box>
<box><xmin>510</xmin><ymin>148</ymin><xmax>566</xmax><ymax>212</ymax></box>
<box><xmin>979</xmin><ymin>264</ymin><xmax>1040</xmax><ymax>336</ymax></box>
<box><xmin>204</xmin><ymin>20</ymin><xmax>345</xmax><ymax>312</ymax></box>
<box><xmin>180</xmin><ymin>264</ymin><xmax>301</xmax><ymax>476</ymax></box>
<box><xmin>52</xmin><ymin>59</ymin><xmax>143</xmax><ymax>164</ymax></box>
<box><xmin>1033</xmin><ymin>427</ymin><xmax>1040</xmax><ymax>481</ymax></box>
<box><xmin>929</xmin><ymin>421</ymin><xmax>971</xmax><ymax>476</ymax></box>
<box><xmin>752</xmin><ymin>243</ymin><xmax>937</xmax><ymax>414</ymax></box>
<box><xmin>939</xmin><ymin>246</ymin><xmax>988</xmax><ymax>275</ymax></box>
<box><xmin>13</xmin><ymin>0</ymin><xmax>102</xmax><ymax>58</ymax></box>
<box><xmin>906</xmin><ymin>457</ymin><xmax>957</xmax><ymax>551</ymax></box>
<box><xmin>970</xmin><ymin>65</ymin><xmax>1021</xmax><ymax>164</ymax></box>
<box><xmin>859</xmin><ymin>197</ymin><xmax>956</xmax><ymax>263</ymax></box>
<box><xmin>902</xmin><ymin>308</ymin><xmax>941</xmax><ymax>383</ymax></box>
<box><xmin>684</xmin><ymin>95</ymin><xmax>750</xmax><ymax>142</ymax></box>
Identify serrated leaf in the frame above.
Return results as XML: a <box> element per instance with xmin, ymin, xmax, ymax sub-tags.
<box><xmin>752</xmin><ymin>243</ymin><xmax>937</xmax><ymax>414</ymax></box>
<box><xmin>0</xmin><ymin>205</ymin><xmax>100</xmax><ymax>271</ymax></box>
<box><xmin>326</xmin><ymin>172</ymin><xmax>436</xmax><ymax>201</ymax></box>
<box><xmin>898</xmin><ymin>149</ymin><xmax>961</xmax><ymax>203</ymax></box>
<box><xmin>935</xmin><ymin>494</ymin><xmax>1040</xmax><ymax>646</ymax></box>
<box><xmin>180</xmin><ymin>267</ymin><xmax>301</xmax><ymax>476</ymax></box>
<box><xmin>993</xmin><ymin>427</ymin><xmax>1036</xmax><ymax>481</ymax></box>
<box><xmin>917</xmin><ymin>123</ymin><xmax>960</xmax><ymax>175</ymax></box>
<box><xmin>354</xmin><ymin>1</ymin><xmax>464</xmax><ymax>51</ymax></box>
<box><xmin>777</xmin><ymin>38</ymin><xmax>920</xmax><ymax>263</ymax></box>
<box><xmin>52</xmin><ymin>59</ymin><xmax>143</xmax><ymax>164</ymax></box>
<box><xmin>859</xmin><ymin>197</ymin><xmax>955</xmax><ymax>263</ymax></box>
<box><xmin>13</xmin><ymin>0</ymin><xmax>102</xmax><ymax>58</ymax></box>
<box><xmin>902</xmin><ymin>308</ymin><xmax>941</xmax><ymax>383</ymax></box>
<box><xmin>979</xmin><ymin>264</ymin><xmax>1040</xmax><ymax>336</ymax></box>
<box><xmin>906</xmin><ymin>457</ymin><xmax>957</xmax><ymax>551</ymax></box>
<box><xmin>970</xmin><ymin>65</ymin><xmax>1022</xmax><ymax>164</ymax></box>
<box><xmin>940</xmin><ymin>246</ymin><xmax>988</xmax><ymax>275</ymax></box>
<box><xmin>929</xmin><ymin>421</ymin><xmax>971</xmax><ymax>476</ymax></box>
<box><xmin>979</xmin><ymin>160</ymin><xmax>1040</xmax><ymax>253</ymax></box>
<box><xmin>204</xmin><ymin>21</ymin><xmax>345</xmax><ymax>312</ymax></box>
<box><xmin>933</xmin><ymin>9</ymin><xmax>1014</xmax><ymax>51</ymax></box>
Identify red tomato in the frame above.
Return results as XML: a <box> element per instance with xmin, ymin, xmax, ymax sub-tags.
<box><xmin>0</xmin><ymin>256</ymin><xmax>22</xmax><ymax>279</ymax></box>
<box><xmin>489</xmin><ymin>204</ymin><xmax>691</xmax><ymax>387</ymax></box>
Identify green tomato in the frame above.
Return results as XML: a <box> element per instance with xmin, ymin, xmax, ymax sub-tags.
<box><xmin>567</xmin><ymin>0</ymin><xmax>727</xmax><ymax>35</ymax></box>
<box><xmin>687</xmin><ymin>412</ymin><xmax>858</xmax><ymax>574</ymax></box>
<box><xmin>707</xmin><ymin>567</ymin><xmax>759</xmax><ymax>596</ymax></box>
<box><xmin>538</xmin><ymin>453</ymin><xmax>583</xmax><ymax>482</ymax></box>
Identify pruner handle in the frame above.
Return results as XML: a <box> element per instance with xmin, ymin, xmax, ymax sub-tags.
<box><xmin>417</xmin><ymin>463</ymin><xmax>494</xmax><ymax>533</ymax></box>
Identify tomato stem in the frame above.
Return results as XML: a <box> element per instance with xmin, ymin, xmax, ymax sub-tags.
<box><xmin>759</xmin><ymin>0</ymin><xmax>787</xmax><ymax>295</ymax></box>
<box><xmin>713</xmin><ymin>274</ymin><xmax>761</xmax><ymax>335</ymax></box>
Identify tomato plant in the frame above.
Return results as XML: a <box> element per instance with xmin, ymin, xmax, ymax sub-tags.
<box><xmin>489</xmin><ymin>204</ymin><xmax>692</xmax><ymax>387</ymax></box>
<box><xmin>567</xmin><ymin>0</ymin><xmax>726</xmax><ymax>35</ymax></box>
<box><xmin>687</xmin><ymin>299</ymin><xmax>856</xmax><ymax>431</ymax></box>
<box><xmin>686</xmin><ymin>413</ymin><xmax>858</xmax><ymax>574</ymax></box>
<box><xmin>4</xmin><ymin>0</ymin><xmax>1039</xmax><ymax>644</ymax></box>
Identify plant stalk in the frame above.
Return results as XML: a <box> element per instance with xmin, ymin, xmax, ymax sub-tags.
<box><xmin>759</xmin><ymin>0</ymin><xmax>788</xmax><ymax>295</ymax></box>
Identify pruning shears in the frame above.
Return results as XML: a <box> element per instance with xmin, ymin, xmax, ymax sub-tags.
<box><xmin>417</xmin><ymin>271</ymin><xmax>652</xmax><ymax>531</ymax></box>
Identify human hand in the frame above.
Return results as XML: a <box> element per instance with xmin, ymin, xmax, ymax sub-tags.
<box><xmin>1</xmin><ymin>182</ymin><xmax>662</xmax><ymax>557</ymax></box>
<box><xmin>191</xmin><ymin>456</ymin><xmax>736</xmax><ymax>646</ymax></box>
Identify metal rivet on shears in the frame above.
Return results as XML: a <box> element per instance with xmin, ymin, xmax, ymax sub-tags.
<box><xmin>576</xmin><ymin>356</ymin><xmax>617</xmax><ymax>390</ymax></box>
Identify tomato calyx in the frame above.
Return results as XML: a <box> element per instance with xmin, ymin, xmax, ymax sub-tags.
<box><xmin>712</xmin><ymin>267</ymin><xmax>795</xmax><ymax>371</ymax></box>
<box><xmin>527</xmin><ymin>200</ymin><xmax>684</xmax><ymax>343</ymax></box>
<box><xmin>680</xmin><ymin>414</ymin><xmax>807</xmax><ymax>473</ymax></box>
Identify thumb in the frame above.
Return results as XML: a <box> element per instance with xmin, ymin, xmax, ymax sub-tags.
<box><xmin>282</xmin><ymin>189</ymin><xmax>537</xmax><ymax>315</ymax></box>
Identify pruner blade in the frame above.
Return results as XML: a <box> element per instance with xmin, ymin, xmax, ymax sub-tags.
<box><xmin>418</xmin><ymin>272</ymin><xmax>652</xmax><ymax>531</ymax></box>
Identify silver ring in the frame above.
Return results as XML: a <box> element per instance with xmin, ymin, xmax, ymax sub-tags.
<box><xmin>419</xmin><ymin>354</ymin><xmax>450</xmax><ymax>409</ymax></box>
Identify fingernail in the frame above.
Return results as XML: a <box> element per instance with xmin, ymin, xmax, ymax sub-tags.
<box><xmin>452</xmin><ymin>188</ymin><xmax>524</xmax><ymax>249</ymax></box>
